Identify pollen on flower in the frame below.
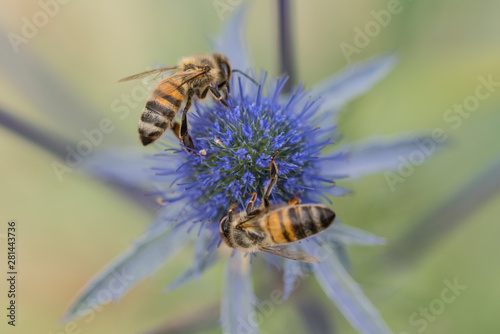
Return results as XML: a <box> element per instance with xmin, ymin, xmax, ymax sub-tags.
<box><xmin>156</xmin><ymin>197</ymin><xmax>167</xmax><ymax>206</ymax></box>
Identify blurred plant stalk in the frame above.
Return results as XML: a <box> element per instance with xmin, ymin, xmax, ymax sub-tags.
<box><xmin>277</xmin><ymin>0</ymin><xmax>296</xmax><ymax>93</ymax></box>
<box><xmin>389</xmin><ymin>155</ymin><xmax>500</xmax><ymax>265</ymax></box>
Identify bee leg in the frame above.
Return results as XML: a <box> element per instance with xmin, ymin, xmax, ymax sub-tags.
<box><xmin>245</xmin><ymin>192</ymin><xmax>258</xmax><ymax>215</ymax></box>
<box><xmin>208</xmin><ymin>86</ymin><xmax>228</xmax><ymax>107</ymax></box>
<box><xmin>180</xmin><ymin>90</ymin><xmax>195</xmax><ymax>152</ymax></box>
<box><xmin>228</xmin><ymin>203</ymin><xmax>238</xmax><ymax>222</ymax></box>
<box><xmin>218</xmin><ymin>81</ymin><xmax>230</xmax><ymax>100</ymax></box>
<box><xmin>171</xmin><ymin>122</ymin><xmax>183</xmax><ymax>140</ymax></box>
<box><xmin>181</xmin><ymin>134</ymin><xmax>195</xmax><ymax>152</ymax></box>
<box><xmin>172</xmin><ymin>121</ymin><xmax>195</xmax><ymax>153</ymax></box>
<box><xmin>288</xmin><ymin>195</ymin><xmax>301</xmax><ymax>206</ymax></box>
<box><xmin>180</xmin><ymin>91</ymin><xmax>193</xmax><ymax>138</ymax></box>
<box><xmin>263</xmin><ymin>152</ymin><xmax>279</xmax><ymax>208</ymax></box>
<box><xmin>199</xmin><ymin>87</ymin><xmax>209</xmax><ymax>99</ymax></box>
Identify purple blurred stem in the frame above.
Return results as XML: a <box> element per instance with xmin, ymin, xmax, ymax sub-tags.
<box><xmin>0</xmin><ymin>107</ymin><xmax>155</xmax><ymax>210</ymax></box>
<box><xmin>277</xmin><ymin>0</ymin><xmax>296</xmax><ymax>94</ymax></box>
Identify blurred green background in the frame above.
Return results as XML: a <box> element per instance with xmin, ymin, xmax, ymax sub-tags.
<box><xmin>1</xmin><ymin>0</ymin><xmax>499</xmax><ymax>333</ymax></box>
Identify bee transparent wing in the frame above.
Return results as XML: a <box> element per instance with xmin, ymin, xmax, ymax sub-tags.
<box><xmin>156</xmin><ymin>69</ymin><xmax>207</xmax><ymax>95</ymax></box>
<box><xmin>239</xmin><ymin>219</ymin><xmax>262</xmax><ymax>230</ymax></box>
<box><xmin>259</xmin><ymin>246</ymin><xmax>322</xmax><ymax>264</ymax></box>
<box><xmin>117</xmin><ymin>66</ymin><xmax>178</xmax><ymax>82</ymax></box>
<box><xmin>236</xmin><ymin>220</ymin><xmax>267</xmax><ymax>240</ymax></box>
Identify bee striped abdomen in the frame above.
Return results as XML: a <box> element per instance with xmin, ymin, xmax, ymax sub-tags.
<box><xmin>138</xmin><ymin>85</ymin><xmax>184</xmax><ymax>146</ymax></box>
<box><xmin>301</xmin><ymin>205</ymin><xmax>335</xmax><ymax>237</ymax></box>
<box><xmin>264</xmin><ymin>205</ymin><xmax>336</xmax><ymax>245</ymax></box>
<box><xmin>265</xmin><ymin>210</ymin><xmax>294</xmax><ymax>244</ymax></box>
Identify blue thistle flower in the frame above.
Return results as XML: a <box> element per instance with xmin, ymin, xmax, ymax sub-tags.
<box><xmin>67</xmin><ymin>6</ymin><xmax>439</xmax><ymax>334</ymax></box>
<box><xmin>153</xmin><ymin>75</ymin><xmax>336</xmax><ymax>228</ymax></box>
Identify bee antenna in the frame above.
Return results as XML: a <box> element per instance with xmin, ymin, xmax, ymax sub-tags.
<box><xmin>232</xmin><ymin>69</ymin><xmax>259</xmax><ymax>86</ymax></box>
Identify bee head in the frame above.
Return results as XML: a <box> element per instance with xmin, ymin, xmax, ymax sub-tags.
<box><xmin>219</xmin><ymin>216</ymin><xmax>230</xmax><ymax>241</ymax></box>
<box><xmin>220</xmin><ymin>60</ymin><xmax>231</xmax><ymax>80</ymax></box>
<box><xmin>219</xmin><ymin>203</ymin><xmax>238</xmax><ymax>247</ymax></box>
<box><xmin>214</xmin><ymin>53</ymin><xmax>232</xmax><ymax>82</ymax></box>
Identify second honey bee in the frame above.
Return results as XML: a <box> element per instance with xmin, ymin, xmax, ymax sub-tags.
<box><xmin>219</xmin><ymin>152</ymin><xmax>336</xmax><ymax>263</ymax></box>
<box><xmin>119</xmin><ymin>53</ymin><xmax>238</xmax><ymax>150</ymax></box>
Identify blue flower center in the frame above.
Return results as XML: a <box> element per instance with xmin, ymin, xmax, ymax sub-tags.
<box><xmin>174</xmin><ymin>79</ymin><xmax>324</xmax><ymax>221</ymax></box>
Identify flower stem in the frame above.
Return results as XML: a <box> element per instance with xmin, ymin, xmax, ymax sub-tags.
<box><xmin>0</xmin><ymin>106</ymin><xmax>69</xmax><ymax>158</ymax></box>
<box><xmin>0</xmin><ymin>106</ymin><xmax>155</xmax><ymax>209</ymax></box>
<box><xmin>277</xmin><ymin>0</ymin><xmax>296</xmax><ymax>94</ymax></box>
<box><xmin>389</xmin><ymin>156</ymin><xmax>500</xmax><ymax>266</ymax></box>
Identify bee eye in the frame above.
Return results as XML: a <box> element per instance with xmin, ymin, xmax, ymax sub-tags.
<box><xmin>220</xmin><ymin>217</ymin><xmax>229</xmax><ymax>234</ymax></box>
<box><xmin>220</xmin><ymin>61</ymin><xmax>230</xmax><ymax>79</ymax></box>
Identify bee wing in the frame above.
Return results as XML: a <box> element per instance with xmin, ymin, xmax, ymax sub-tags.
<box><xmin>155</xmin><ymin>69</ymin><xmax>207</xmax><ymax>95</ymax></box>
<box><xmin>117</xmin><ymin>66</ymin><xmax>178</xmax><ymax>82</ymax></box>
<box><xmin>238</xmin><ymin>219</ymin><xmax>262</xmax><ymax>229</ymax></box>
<box><xmin>259</xmin><ymin>246</ymin><xmax>322</xmax><ymax>264</ymax></box>
<box><xmin>237</xmin><ymin>220</ymin><xmax>267</xmax><ymax>240</ymax></box>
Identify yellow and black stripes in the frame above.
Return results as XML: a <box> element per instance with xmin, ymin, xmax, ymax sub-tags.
<box><xmin>278</xmin><ymin>210</ymin><xmax>294</xmax><ymax>242</ymax></box>
<box><xmin>300</xmin><ymin>206</ymin><xmax>318</xmax><ymax>236</ymax></box>
<box><xmin>288</xmin><ymin>207</ymin><xmax>306</xmax><ymax>239</ymax></box>
<box><xmin>138</xmin><ymin>84</ymin><xmax>185</xmax><ymax>146</ymax></box>
<box><xmin>162</xmin><ymin>93</ymin><xmax>183</xmax><ymax>109</ymax></box>
<box><xmin>317</xmin><ymin>206</ymin><xmax>335</xmax><ymax>229</ymax></box>
<box><xmin>264</xmin><ymin>205</ymin><xmax>335</xmax><ymax>245</ymax></box>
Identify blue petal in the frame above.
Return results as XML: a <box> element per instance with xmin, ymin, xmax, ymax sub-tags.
<box><xmin>324</xmin><ymin>222</ymin><xmax>386</xmax><ymax>246</ymax></box>
<box><xmin>221</xmin><ymin>252</ymin><xmax>258</xmax><ymax>334</ymax></box>
<box><xmin>210</xmin><ymin>4</ymin><xmax>251</xmax><ymax>72</ymax></box>
<box><xmin>283</xmin><ymin>260</ymin><xmax>310</xmax><ymax>300</ymax></box>
<box><xmin>302</xmin><ymin>242</ymin><xmax>393</xmax><ymax>334</ymax></box>
<box><xmin>164</xmin><ymin>229</ymin><xmax>219</xmax><ymax>293</ymax></box>
<box><xmin>164</xmin><ymin>251</ymin><xmax>217</xmax><ymax>293</ymax></box>
<box><xmin>63</xmin><ymin>222</ymin><xmax>191</xmax><ymax>322</ymax></box>
<box><xmin>283</xmin><ymin>221</ymin><xmax>384</xmax><ymax>301</ymax></box>
<box><xmin>313</xmin><ymin>54</ymin><xmax>398</xmax><ymax>121</ymax></box>
<box><xmin>322</xmin><ymin>134</ymin><xmax>440</xmax><ymax>180</ymax></box>
<box><xmin>79</xmin><ymin>146</ymin><xmax>153</xmax><ymax>190</ymax></box>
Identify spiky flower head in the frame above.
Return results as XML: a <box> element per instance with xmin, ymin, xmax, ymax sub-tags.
<box><xmin>153</xmin><ymin>75</ymin><xmax>338</xmax><ymax>233</ymax></box>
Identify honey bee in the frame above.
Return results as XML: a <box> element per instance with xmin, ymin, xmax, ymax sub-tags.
<box><xmin>219</xmin><ymin>152</ymin><xmax>336</xmax><ymax>263</ymax></box>
<box><xmin>119</xmin><ymin>53</ymin><xmax>254</xmax><ymax>150</ymax></box>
